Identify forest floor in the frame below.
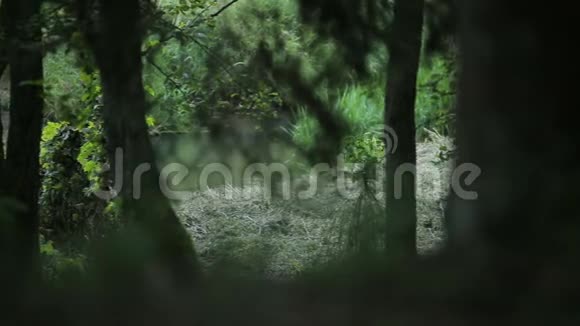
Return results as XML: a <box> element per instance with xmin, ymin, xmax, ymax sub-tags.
<box><xmin>177</xmin><ymin>132</ymin><xmax>454</xmax><ymax>278</ymax></box>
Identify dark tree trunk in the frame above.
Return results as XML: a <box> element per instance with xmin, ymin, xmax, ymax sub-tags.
<box><xmin>84</xmin><ymin>0</ymin><xmax>198</xmax><ymax>279</ymax></box>
<box><xmin>445</xmin><ymin>1</ymin><xmax>580</xmax><ymax>295</ymax></box>
<box><xmin>384</xmin><ymin>0</ymin><xmax>424</xmax><ymax>260</ymax></box>
<box><xmin>0</xmin><ymin>0</ymin><xmax>7</xmax><ymax>167</ymax></box>
<box><xmin>0</xmin><ymin>111</ymin><xmax>3</xmax><ymax>168</ymax></box>
<box><xmin>0</xmin><ymin>0</ymin><xmax>44</xmax><ymax>288</ymax></box>
<box><xmin>0</xmin><ymin>109</ymin><xmax>4</xmax><ymax>168</ymax></box>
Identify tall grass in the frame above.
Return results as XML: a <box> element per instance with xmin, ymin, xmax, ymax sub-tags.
<box><xmin>289</xmin><ymin>107</ymin><xmax>320</xmax><ymax>150</ymax></box>
<box><xmin>337</xmin><ymin>84</ymin><xmax>384</xmax><ymax>133</ymax></box>
<box><xmin>290</xmin><ymin>83</ymin><xmax>384</xmax><ymax>150</ymax></box>
<box><xmin>415</xmin><ymin>56</ymin><xmax>456</xmax><ymax>137</ymax></box>
<box><xmin>290</xmin><ymin>54</ymin><xmax>456</xmax><ymax>150</ymax></box>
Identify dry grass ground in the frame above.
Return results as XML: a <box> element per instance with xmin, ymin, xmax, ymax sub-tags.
<box><xmin>177</xmin><ymin>132</ymin><xmax>454</xmax><ymax>277</ymax></box>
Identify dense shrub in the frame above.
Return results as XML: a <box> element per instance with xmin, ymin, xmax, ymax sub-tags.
<box><xmin>39</xmin><ymin>70</ymin><xmax>117</xmax><ymax>250</ymax></box>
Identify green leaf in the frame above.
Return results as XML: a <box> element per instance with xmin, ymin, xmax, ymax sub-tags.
<box><xmin>144</xmin><ymin>85</ymin><xmax>156</xmax><ymax>97</ymax></box>
<box><xmin>146</xmin><ymin>115</ymin><xmax>156</xmax><ymax>127</ymax></box>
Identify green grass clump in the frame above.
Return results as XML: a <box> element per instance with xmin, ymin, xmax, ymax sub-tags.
<box><xmin>336</xmin><ymin>84</ymin><xmax>384</xmax><ymax>134</ymax></box>
<box><xmin>289</xmin><ymin>54</ymin><xmax>456</xmax><ymax>153</ymax></box>
<box><xmin>290</xmin><ymin>83</ymin><xmax>384</xmax><ymax>156</ymax></box>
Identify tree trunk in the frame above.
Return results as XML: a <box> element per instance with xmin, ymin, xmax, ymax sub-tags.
<box><xmin>384</xmin><ymin>0</ymin><xmax>424</xmax><ymax>260</ymax></box>
<box><xmin>0</xmin><ymin>0</ymin><xmax>44</xmax><ymax>288</ymax></box>
<box><xmin>445</xmin><ymin>0</ymin><xmax>580</xmax><ymax>294</ymax></box>
<box><xmin>86</xmin><ymin>0</ymin><xmax>198</xmax><ymax>279</ymax></box>
<box><xmin>0</xmin><ymin>108</ymin><xmax>4</xmax><ymax>166</ymax></box>
<box><xmin>0</xmin><ymin>111</ymin><xmax>3</xmax><ymax>170</ymax></box>
<box><xmin>0</xmin><ymin>0</ymin><xmax>7</xmax><ymax>167</ymax></box>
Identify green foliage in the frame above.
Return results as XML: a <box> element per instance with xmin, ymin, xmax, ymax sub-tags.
<box><xmin>288</xmin><ymin>107</ymin><xmax>319</xmax><ymax>150</ymax></box>
<box><xmin>38</xmin><ymin>0</ymin><xmax>455</xmax><ymax>148</ymax></box>
<box><xmin>41</xmin><ymin>121</ymin><xmax>65</xmax><ymax>143</ymax></box>
<box><xmin>39</xmin><ymin>69</ymin><xmax>115</xmax><ymax>248</ymax></box>
<box><xmin>40</xmin><ymin>121</ymin><xmax>89</xmax><ymax>234</ymax></box>
<box><xmin>43</xmin><ymin>50</ymin><xmax>84</xmax><ymax>118</ymax></box>
<box><xmin>344</xmin><ymin>132</ymin><xmax>384</xmax><ymax>164</ymax></box>
<box><xmin>39</xmin><ymin>120</ymin><xmax>107</xmax><ymax>245</ymax></box>
<box><xmin>40</xmin><ymin>235</ymin><xmax>86</xmax><ymax>284</ymax></box>
<box><xmin>415</xmin><ymin>55</ymin><xmax>456</xmax><ymax>138</ymax></box>
<box><xmin>290</xmin><ymin>53</ymin><xmax>456</xmax><ymax>164</ymax></box>
<box><xmin>290</xmin><ymin>84</ymin><xmax>384</xmax><ymax>164</ymax></box>
<box><xmin>77</xmin><ymin>122</ymin><xmax>105</xmax><ymax>193</ymax></box>
<box><xmin>146</xmin><ymin>0</ymin><xmax>295</xmax><ymax>134</ymax></box>
<box><xmin>337</xmin><ymin>84</ymin><xmax>384</xmax><ymax>132</ymax></box>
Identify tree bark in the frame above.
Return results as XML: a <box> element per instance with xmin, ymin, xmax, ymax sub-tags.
<box><xmin>0</xmin><ymin>0</ymin><xmax>44</xmax><ymax>288</ymax></box>
<box><xmin>84</xmin><ymin>0</ymin><xmax>198</xmax><ymax>278</ymax></box>
<box><xmin>0</xmin><ymin>108</ymin><xmax>4</xmax><ymax>166</ymax></box>
<box><xmin>0</xmin><ymin>0</ymin><xmax>7</xmax><ymax>166</ymax></box>
<box><xmin>445</xmin><ymin>1</ymin><xmax>580</xmax><ymax>295</ymax></box>
<box><xmin>384</xmin><ymin>0</ymin><xmax>424</xmax><ymax>260</ymax></box>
